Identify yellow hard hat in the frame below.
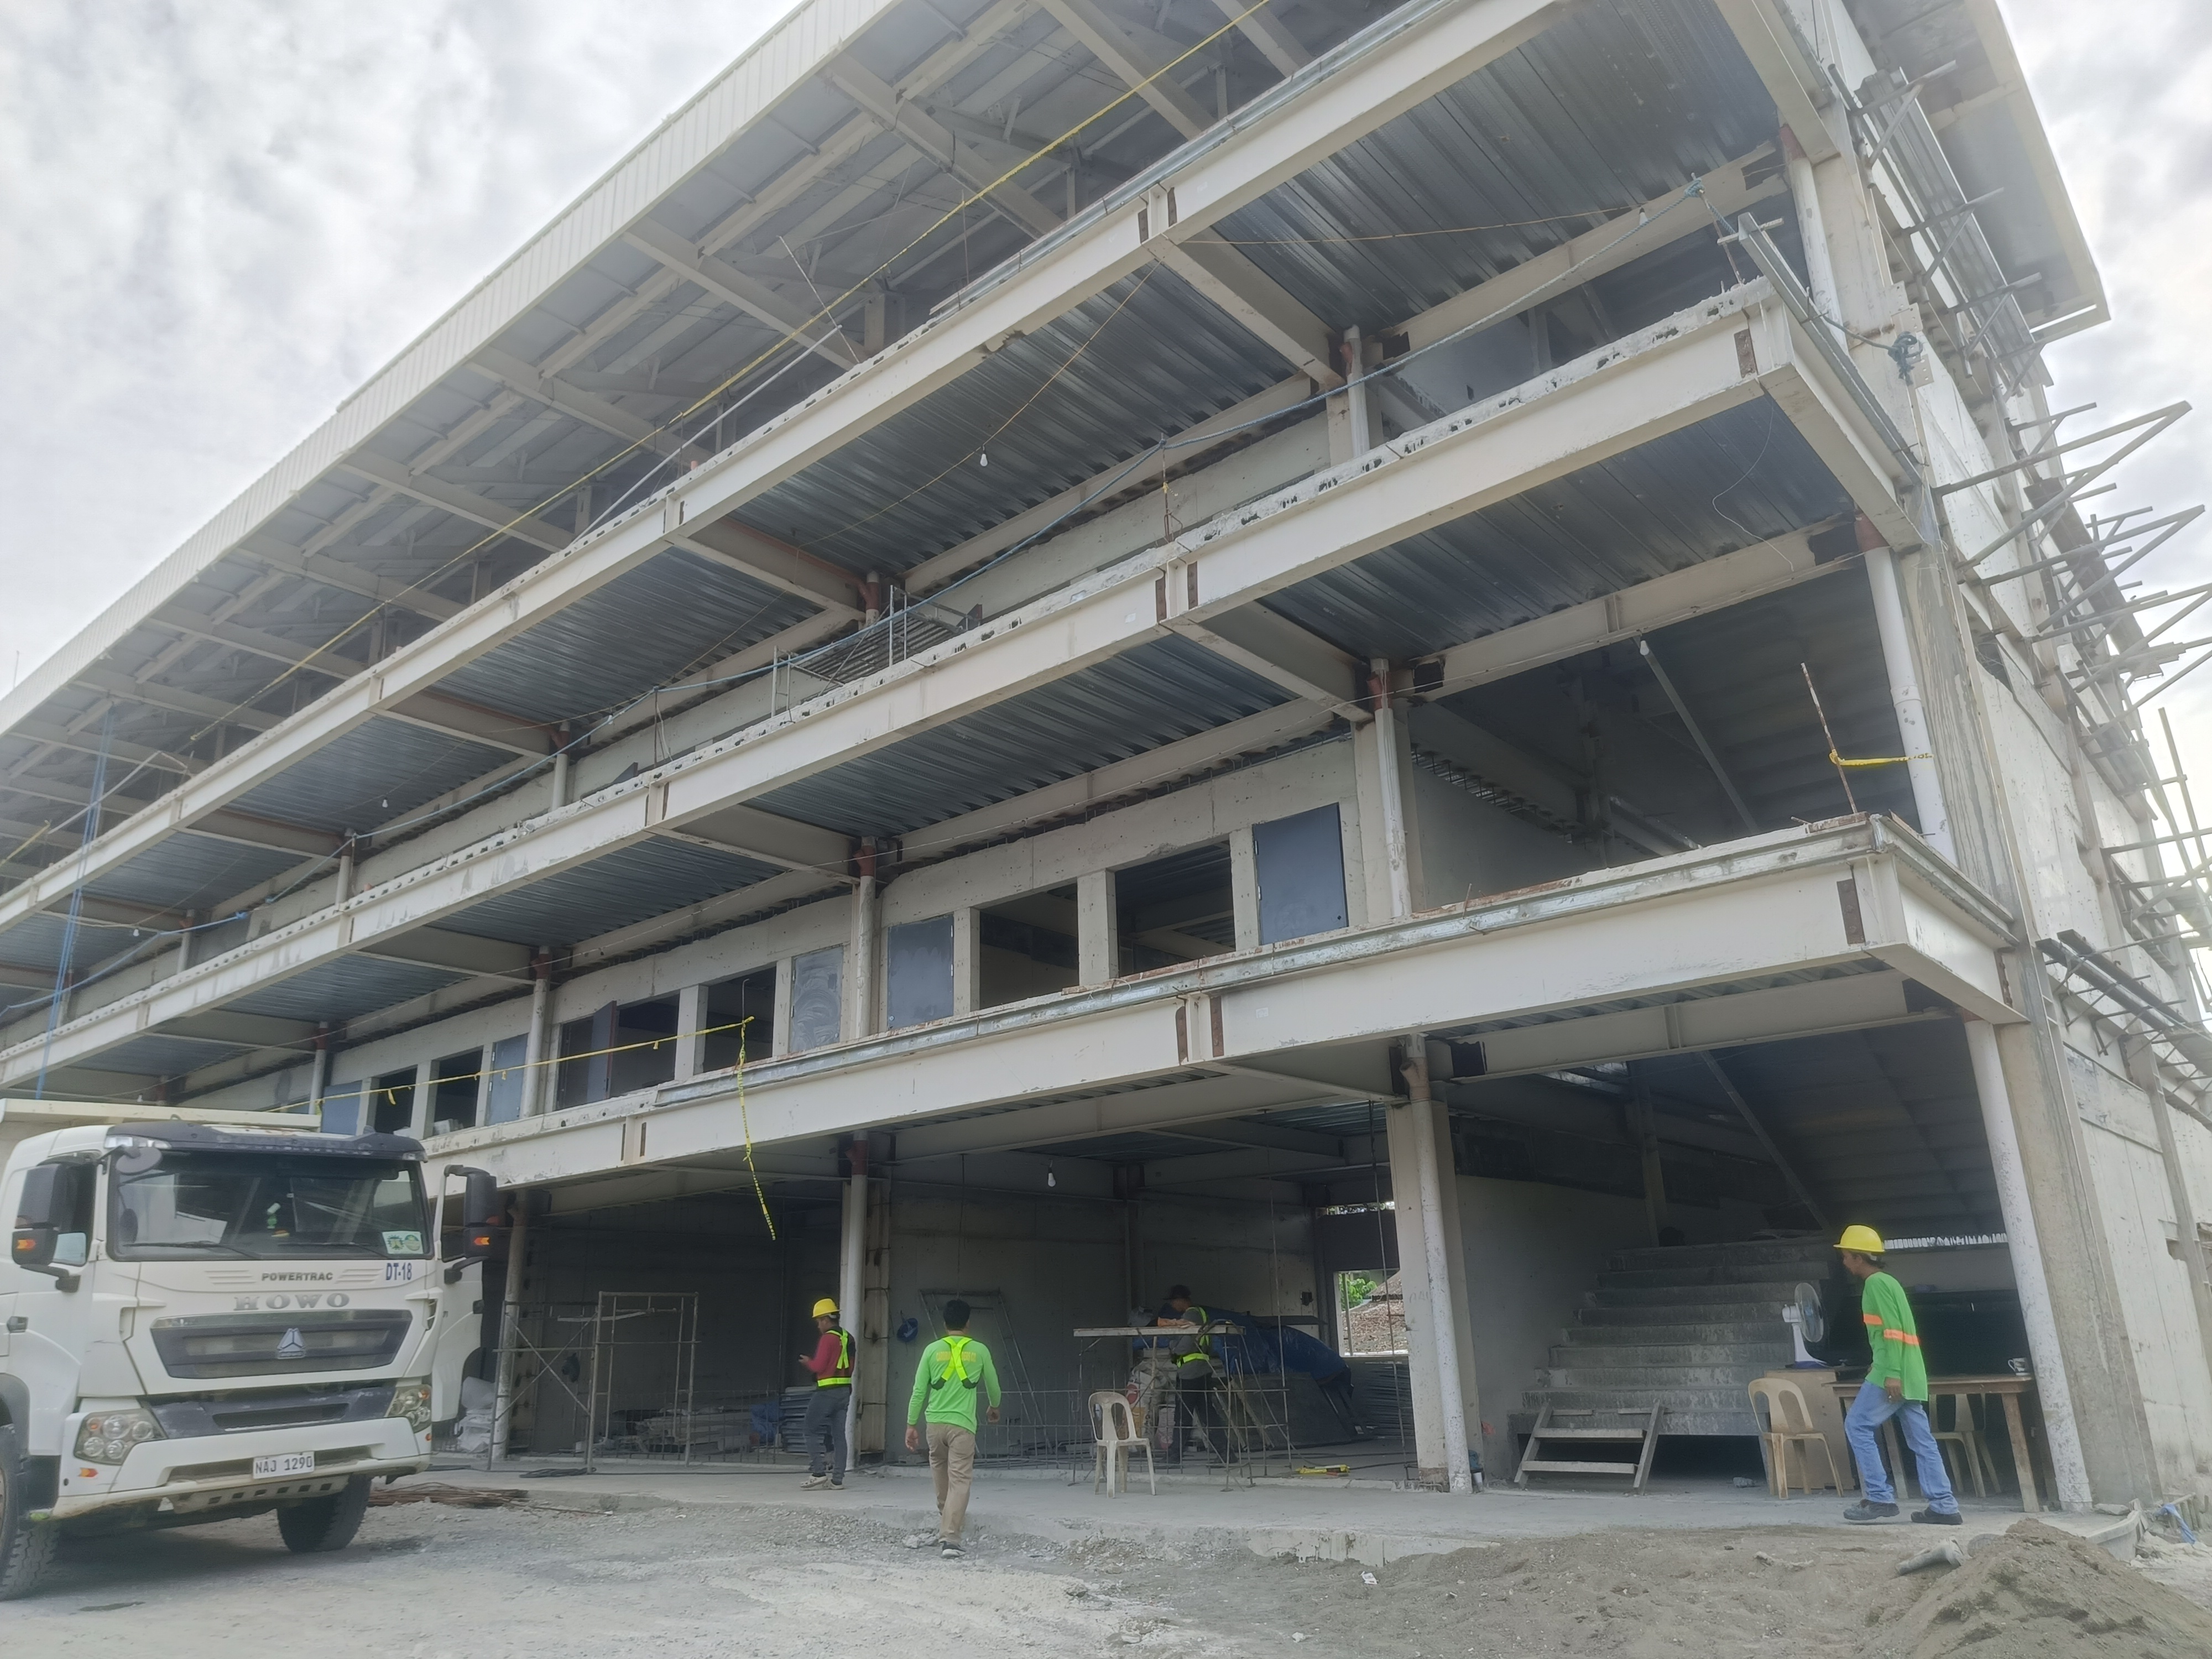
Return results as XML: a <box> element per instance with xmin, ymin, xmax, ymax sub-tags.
<box><xmin>811</xmin><ymin>1298</ymin><xmax>839</xmax><ymax>1318</ymax></box>
<box><xmin>1835</xmin><ymin>1224</ymin><xmax>1886</xmax><ymax>1254</ymax></box>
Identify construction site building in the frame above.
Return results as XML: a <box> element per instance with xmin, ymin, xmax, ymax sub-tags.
<box><xmin>6</xmin><ymin>0</ymin><xmax>2211</xmax><ymax>1509</ymax></box>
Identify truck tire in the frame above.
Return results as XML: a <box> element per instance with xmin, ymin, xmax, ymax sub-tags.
<box><xmin>0</xmin><ymin>1426</ymin><xmax>60</xmax><ymax>1601</ymax></box>
<box><xmin>276</xmin><ymin>1476</ymin><xmax>372</xmax><ymax>1554</ymax></box>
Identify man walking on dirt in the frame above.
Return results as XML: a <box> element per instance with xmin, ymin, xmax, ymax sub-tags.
<box><xmin>799</xmin><ymin>1297</ymin><xmax>853</xmax><ymax>1490</ymax></box>
<box><xmin>1835</xmin><ymin>1227</ymin><xmax>1960</xmax><ymax>1525</ymax></box>
<box><xmin>904</xmin><ymin>1300</ymin><xmax>1001</xmax><ymax>1557</ymax></box>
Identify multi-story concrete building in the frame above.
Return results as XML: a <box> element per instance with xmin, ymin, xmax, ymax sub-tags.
<box><xmin>6</xmin><ymin>0</ymin><xmax>2208</xmax><ymax>1506</ymax></box>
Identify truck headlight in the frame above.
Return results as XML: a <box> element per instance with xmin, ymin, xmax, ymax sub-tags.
<box><xmin>76</xmin><ymin>1408</ymin><xmax>163</xmax><ymax>1464</ymax></box>
<box><xmin>385</xmin><ymin>1378</ymin><xmax>432</xmax><ymax>1433</ymax></box>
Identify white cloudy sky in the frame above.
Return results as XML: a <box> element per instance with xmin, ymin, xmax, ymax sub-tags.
<box><xmin>1</xmin><ymin>0</ymin><xmax>2208</xmax><ymax>778</ymax></box>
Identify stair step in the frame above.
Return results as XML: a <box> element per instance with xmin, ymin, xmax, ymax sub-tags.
<box><xmin>1552</xmin><ymin>1340</ymin><xmax>1794</xmax><ymax>1366</ymax></box>
<box><xmin>1588</xmin><ymin>1280</ymin><xmax>1808</xmax><ymax>1307</ymax></box>
<box><xmin>1523</xmin><ymin>1426</ymin><xmax>1655</xmax><ymax>1439</ymax></box>
<box><xmin>1512</xmin><ymin>1409</ymin><xmax>1760</xmax><ymax>1438</ymax></box>
<box><xmin>1526</xmin><ymin>1386</ymin><xmax>1763</xmax><ymax>1415</ymax></box>
<box><xmin>1518</xmin><ymin>1459</ymin><xmax>1645</xmax><ymax>1475</ymax></box>
<box><xmin>1542</xmin><ymin>1365</ymin><xmax>1770</xmax><ymax>1389</ymax></box>
<box><xmin>1575</xmin><ymin>1302</ymin><xmax>1790</xmax><ymax>1327</ymax></box>
<box><xmin>1597</xmin><ymin>1266</ymin><xmax>1826</xmax><ymax>1292</ymax></box>
<box><xmin>1607</xmin><ymin>1240</ymin><xmax>1832</xmax><ymax>1272</ymax></box>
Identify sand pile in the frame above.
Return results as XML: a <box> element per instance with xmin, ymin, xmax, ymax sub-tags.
<box><xmin>1862</xmin><ymin>1519</ymin><xmax>2212</xmax><ymax>1658</ymax></box>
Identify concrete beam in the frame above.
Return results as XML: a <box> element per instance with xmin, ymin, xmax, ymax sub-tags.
<box><xmin>1040</xmin><ymin>0</ymin><xmax>1215</xmax><ymax>140</ymax></box>
<box><xmin>420</xmin><ymin>817</ymin><xmax>2017</xmax><ymax>1187</ymax></box>
<box><xmin>161</xmin><ymin>1010</ymin><xmax>319</xmax><ymax>1050</ymax></box>
<box><xmin>1167</xmin><ymin>602</ymin><xmax>1364</xmax><ymax>714</ymax></box>
<box><xmin>338</xmin><ymin>452</ymin><xmax>573</xmax><ymax>555</ymax></box>
<box><xmin>356</xmin><ymin>928</ymin><xmax>535</xmax><ymax>978</ymax></box>
<box><xmin>1207</xmin><ymin>0</ymin><xmax>1310</xmax><ymax>76</ymax></box>
<box><xmin>191</xmin><ymin>809</ymin><xmax>345</xmax><ymax>859</ymax></box>
<box><xmin>819</xmin><ymin>55</ymin><xmax>1062</xmax><ymax>238</ymax></box>
<box><xmin>1710</xmin><ymin>0</ymin><xmax>1841</xmax><ymax>161</ymax></box>
<box><xmin>1156</xmin><ymin>238</ymin><xmax>1342</xmax><ymax>388</ymax></box>
<box><xmin>656</xmin><ymin>802</ymin><xmax>849</xmax><ymax>875</ymax></box>
<box><xmin>383</xmin><ymin>692</ymin><xmax>554</xmax><ymax>759</ymax></box>
<box><xmin>669</xmin><ymin>519</ymin><xmax>864</xmax><ymax>616</ymax></box>
<box><xmin>1429</xmin><ymin>525</ymin><xmax>1839</xmax><ymax>693</ymax></box>
<box><xmin>620</xmin><ymin>218</ymin><xmax>859</xmax><ymax>370</ymax></box>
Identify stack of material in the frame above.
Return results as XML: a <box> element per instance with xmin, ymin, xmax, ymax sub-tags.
<box><xmin>1349</xmin><ymin>1354</ymin><xmax>1413</xmax><ymax>1440</ymax></box>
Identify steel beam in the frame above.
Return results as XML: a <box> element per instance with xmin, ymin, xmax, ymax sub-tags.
<box><xmin>339</xmin><ymin>452</ymin><xmax>573</xmax><ymax>554</ymax></box>
<box><xmin>621</xmin><ymin>220</ymin><xmax>860</xmax><ymax>371</ymax></box>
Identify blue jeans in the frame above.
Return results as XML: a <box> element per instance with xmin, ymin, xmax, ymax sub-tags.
<box><xmin>1846</xmin><ymin>1380</ymin><xmax>1957</xmax><ymax>1513</ymax></box>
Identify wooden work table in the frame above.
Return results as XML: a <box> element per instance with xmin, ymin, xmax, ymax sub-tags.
<box><xmin>1830</xmin><ymin>1373</ymin><xmax>2044</xmax><ymax>1512</ymax></box>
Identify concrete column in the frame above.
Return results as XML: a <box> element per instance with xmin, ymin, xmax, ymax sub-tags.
<box><xmin>839</xmin><ymin>1136</ymin><xmax>869</xmax><ymax>1458</ymax></box>
<box><xmin>1387</xmin><ymin>1046</ymin><xmax>1475</xmax><ymax>1493</ymax></box>
<box><xmin>405</xmin><ymin>1060</ymin><xmax>431</xmax><ymax>1138</ymax></box>
<box><xmin>1963</xmin><ymin>1017</ymin><xmax>2090</xmax><ymax>1509</ymax></box>
<box><xmin>520</xmin><ymin>950</ymin><xmax>554</xmax><ymax>1117</ymax></box>
<box><xmin>471</xmin><ymin>1043</ymin><xmax>493</xmax><ymax>1128</ymax></box>
<box><xmin>549</xmin><ymin>745</ymin><xmax>572</xmax><ymax>810</ymax></box>
<box><xmin>307</xmin><ymin>1025</ymin><xmax>332</xmax><ymax>1121</ymax></box>
<box><xmin>1364</xmin><ymin>662</ymin><xmax>1414</xmax><ymax>919</ymax></box>
<box><xmin>491</xmin><ymin>1196</ymin><xmax>530</xmax><ymax>1464</ymax></box>
<box><xmin>1864</xmin><ymin>541</ymin><xmax>1955</xmax><ymax>860</ymax></box>
<box><xmin>1627</xmin><ymin>1064</ymin><xmax>1669</xmax><ymax>1245</ymax></box>
<box><xmin>1077</xmin><ymin>869</ymin><xmax>1119</xmax><ymax>985</ymax></box>
<box><xmin>1228</xmin><ymin>827</ymin><xmax>1260</xmax><ymax>951</ymax></box>
<box><xmin>2128</xmin><ymin>1037</ymin><xmax>2212</xmax><ymax>1418</ymax></box>
<box><xmin>847</xmin><ymin>852</ymin><xmax>879</xmax><ymax>1041</ymax></box>
<box><xmin>951</xmin><ymin>906</ymin><xmax>981</xmax><ymax>1015</ymax></box>
<box><xmin>859</xmin><ymin>1167</ymin><xmax>892</xmax><ymax>1457</ymax></box>
<box><xmin>335</xmin><ymin>843</ymin><xmax>356</xmax><ymax>904</ymax></box>
<box><xmin>672</xmin><ymin>982</ymin><xmax>706</xmax><ymax>1082</ymax></box>
<box><xmin>1327</xmin><ymin>325</ymin><xmax>1375</xmax><ymax>462</ymax></box>
<box><xmin>771</xmin><ymin>956</ymin><xmax>795</xmax><ymax>1057</ymax></box>
<box><xmin>1780</xmin><ymin>125</ymin><xmax>1840</xmax><ymax>327</ymax></box>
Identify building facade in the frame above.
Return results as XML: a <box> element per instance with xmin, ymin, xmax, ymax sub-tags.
<box><xmin>5</xmin><ymin>0</ymin><xmax>2209</xmax><ymax>1504</ymax></box>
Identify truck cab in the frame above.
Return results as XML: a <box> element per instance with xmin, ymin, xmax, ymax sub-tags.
<box><xmin>0</xmin><ymin>1107</ymin><xmax>487</xmax><ymax>1598</ymax></box>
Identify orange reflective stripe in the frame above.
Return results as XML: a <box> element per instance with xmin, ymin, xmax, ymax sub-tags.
<box><xmin>1862</xmin><ymin>1313</ymin><xmax>1882</xmax><ymax>1325</ymax></box>
<box><xmin>1881</xmin><ymin>1329</ymin><xmax>1922</xmax><ymax>1345</ymax></box>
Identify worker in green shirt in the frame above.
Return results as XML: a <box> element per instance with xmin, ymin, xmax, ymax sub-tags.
<box><xmin>1837</xmin><ymin>1226</ymin><xmax>1960</xmax><ymax>1525</ymax></box>
<box><xmin>903</xmin><ymin>1299</ymin><xmax>1001</xmax><ymax>1557</ymax></box>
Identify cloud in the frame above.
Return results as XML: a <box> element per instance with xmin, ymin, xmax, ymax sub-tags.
<box><xmin>0</xmin><ymin>0</ymin><xmax>786</xmax><ymax>683</ymax></box>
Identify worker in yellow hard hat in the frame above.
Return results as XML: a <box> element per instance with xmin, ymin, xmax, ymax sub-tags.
<box><xmin>1835</xmin><ymin>1227</ymin><xmax>1959</xmax><ymax>1526</ymax></box>
<box><xmin>799</xmin><ymin>1296</ymin><xmax>854</xmax><ymax>1490</ymax></box>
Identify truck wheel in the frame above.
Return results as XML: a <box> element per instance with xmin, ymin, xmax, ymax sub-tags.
<box><xmin>276</xmin><ymin>1476</ymin><xmax>372</xmax><ymax>1554</ymax></box>
<box><xmin>0</xmin><ymin>1426</ymin><xmax>60</xmax><ymax>1601</ymax></box>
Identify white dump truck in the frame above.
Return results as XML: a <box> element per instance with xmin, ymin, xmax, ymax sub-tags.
<box><xmin>0</xmin><ymin>1102</ymin><xmax>500</xmax><ymax>1598</ymax></box>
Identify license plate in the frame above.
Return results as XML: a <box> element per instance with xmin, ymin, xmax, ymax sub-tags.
<box><xmin>253</xmin><ymin>1452</ymin><xmax>316</xmax><ymax>1478</ymax></box>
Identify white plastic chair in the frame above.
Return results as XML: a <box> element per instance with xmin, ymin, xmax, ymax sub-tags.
<box><xmin>1091</xmin><ymin>1391</ymin><xmax>1155</xmax><ymax>1497</ymax></box>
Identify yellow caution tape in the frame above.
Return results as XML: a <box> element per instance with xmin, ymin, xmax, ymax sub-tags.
<box><xmin>1828</xmin><ymin>750</ymin><xmax>1934</xmax><ymax>769</ymax></box>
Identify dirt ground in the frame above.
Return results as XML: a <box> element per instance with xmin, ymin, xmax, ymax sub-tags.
<box><xmin>10</xmin><ymin>1494</ymin><xmax>2212</xmax><ymax>1657</ymax></box>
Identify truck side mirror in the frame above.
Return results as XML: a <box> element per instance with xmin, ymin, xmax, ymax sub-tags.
<box><xmin>452</xmin><ymin>1168</ymin><xmax>505</xmax><ymax>1260</ymax></box>
<box><xmin>12</xmin><ymin>1166</ymin><xmax>79</xmax><ymax>1287</ymax></box>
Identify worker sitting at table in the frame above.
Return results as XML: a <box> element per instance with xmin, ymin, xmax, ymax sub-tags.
<box><xmin>1836</xmin><ymin>1226</ymin><xmax>1961</xmax><ymax>1526</ymax></box>
<box><xmin>1155</xmin><ymin>1285</ymin><xmax>1229</xmax><ymax>1463</ymax></box>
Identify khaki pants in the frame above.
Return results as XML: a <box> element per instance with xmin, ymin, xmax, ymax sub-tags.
<box><xmin>926</xmin><ymin>1422</ymin><xmax>977</xmax><ymax>1541</ymax></box>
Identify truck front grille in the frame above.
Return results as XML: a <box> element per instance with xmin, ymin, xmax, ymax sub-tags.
<box><xmin>150</xmin><ymin>1310</ymin><xmax>410</xmax><ymax>1379</ymax></box>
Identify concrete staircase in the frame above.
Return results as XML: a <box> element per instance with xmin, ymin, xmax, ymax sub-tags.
<box><xmin>1518</xmin><ymin>1238</ymin><xmax>1834</xmax><ymax>1438</ymax></box>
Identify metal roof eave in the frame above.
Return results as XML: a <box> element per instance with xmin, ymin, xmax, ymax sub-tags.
<box><xmin>0</xmin><ymin>0</ymin><xmax>880</xmax><ymax>739</ymax></box>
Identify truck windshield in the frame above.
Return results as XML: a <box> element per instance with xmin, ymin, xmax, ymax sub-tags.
<box><xmin>109</xmin><ymin>1151</ymin><xmax>430</xmax><ymax>1261</ymax></box>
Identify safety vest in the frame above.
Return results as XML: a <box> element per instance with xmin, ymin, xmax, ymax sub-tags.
<box><xmin>1174</xmin><ymin>1307</ymin><xmax>1214</xmax><ymax>1367</ymax></box>
<box><xmin>817</xmin><ymin>1328</ymin><xmax>853</xmax><ymax>1387</ymax></box>
<box><xmin>932</xmin><ymin>1334</ymin><xmax>980</xmax><ymax>1392</ymax></box>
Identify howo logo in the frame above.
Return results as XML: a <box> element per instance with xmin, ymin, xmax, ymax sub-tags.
<box><xmin>231</xmin><ymin>1293</ymin><xmax>351</xmax><ymax>1311</ymax></box>
<box><xmin>277</xmin><ymin>1328</ymin><xmax>307</xmax><ymax>1359</ymax></box>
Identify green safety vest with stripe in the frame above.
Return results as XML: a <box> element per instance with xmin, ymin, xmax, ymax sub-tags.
<box><xmin>1174</xmin><ymin>1307</ymin><xmax>1214</xmax><ymax>1368</ymax></box>
<box><xmin>817</xmin><ymin>1328</ymin><xmax>853</xmax><ymax>1387</ymax></box>
<box><xmin>932</xmin><ymin>1333</ymin><xmax>979</xmax><ymax>1394</ymax></box>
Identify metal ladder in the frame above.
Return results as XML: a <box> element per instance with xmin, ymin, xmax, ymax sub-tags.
<box><xmin>1512</xmin><ymin>1403</ymin><xmax>1664</xmax><ymax>1492</ymax></box>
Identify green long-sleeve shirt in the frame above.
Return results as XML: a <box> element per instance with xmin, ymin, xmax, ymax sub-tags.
<box><xmin>1860</xmin><ymin>1270</ymin><xmax>1929</xmax><ymax>1401</ymax></box>
<box><xmin>906</xmin><ymin>1334</ymin><xmax>1003</xmax><ymax>1432</ymax></box>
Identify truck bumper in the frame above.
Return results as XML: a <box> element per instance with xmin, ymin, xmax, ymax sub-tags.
<box><xmin>47</xmin><ymin>1417</ymin><xmax>430</xmax><ymax>1521</ymax></box>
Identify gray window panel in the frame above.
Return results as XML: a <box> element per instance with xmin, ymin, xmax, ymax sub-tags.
<box><xmin>886</xmin><ymin>915</ymin><xmax>954</xmax><ymax>1030</ymax></box>
<box><xmin>1254</xmin><ymin>804</ymin><xmax>1348</xmax><ymax>945</ymax></box>
<box><xmin>790</xmin><ymin>945</ymin><xmax>843</xmax><ymax>1052</ymax></box>
<box><xmin>320</xmin><ymin>1083</ymin><xmax>363</xmax><ymax>1138</ymax></box>
<box><xmin>486</xmin><ymin>1036</ymin><xmax>529</xmax><ymax>1124</ymax></box>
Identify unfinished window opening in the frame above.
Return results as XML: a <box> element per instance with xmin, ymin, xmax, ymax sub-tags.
<box><xmin>1254</xmin><ymin>805</ymin><xmax>1347</xmax><ymax>945</ymax></box>
<box><xmin>554</xmin><ymin>1002</ymin><xmax>617</xmax><ymax>1109</ymax></box>
<box><xmin>887</xmin><ymin>914</ymin><xmax>955</xmax><ymax>1030</ymax></box>
<box><xmin>429</xmin><ymin>1050</ymin><xmax>481</xmax><ymax>1132</ymax></box>
<box><xmin>979</xmin><ymin>885</ymin><xmax>1079</xmax><ymax>1009</ymax></box>
<box><xmin>370</xmin><ymin>1067</ymin><xmax>416</xmax><ymax>1136</ymax></box>
<box><xmin>787</xmin><ymin>945</ymin><xmax>843</xmax><ymax>1051</ymax></box>
<box><xmin>704</xmin><ymin>967</ymin><xmax>776</xmax><ymax>1070</ymax></box>
<box><xmin>610</xmin><ymin>996</ymin><xmax>680</xmax><ymax>1095</ymax></box>
<box><xmin>1337</xmin><ymin>1269</ymin><xmax>1407</xmax><ymax>1355</ymax></box>
<box><xmin>484</xmin><ymin>1035</ymin><xmax>529</xmax><ymax>1124</ymax></box>
<box><xmin>319</xmin><ymin>1082</ymin><xmax>363</xmax><ymax>1138</ymax></box>
<box><xmin>1116</xmin><ymin>842</ymin><xmax>1235</xmax><ymax>974</ymax></box>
